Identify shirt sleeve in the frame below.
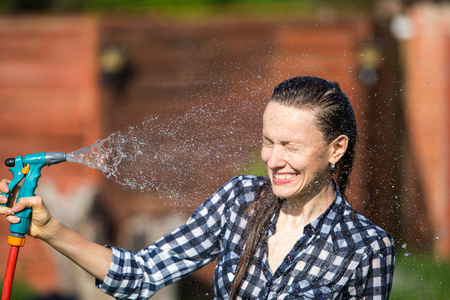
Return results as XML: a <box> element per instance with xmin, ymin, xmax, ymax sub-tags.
<box><xmin>348</xmin><ymin>234</ymin><xmax>395</xmax><ymax>299</ymax></box>
<box><xmin>95</xmin><ymin>178</ymin><xmax>239</xmax><ymax>299</ymax></box>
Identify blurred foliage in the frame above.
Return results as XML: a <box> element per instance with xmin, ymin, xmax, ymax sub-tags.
<box><xmin>233</xmin><ymin>149</ymin><xmax>267</xmax><ymax>177</ymax></box>
<box><xmin>0</xmin><ymin>279</ymin><xmax>35</xmax><ymax>300</ymax></box>
<box><xmin>391</xmin><ymin>251</ymin><xmax>450</xmax><ymax>299</ymax></box>
<box><xmin>0</xmin><ymin>0</ymin><xmax>372</xmax><ymax>17</ymax></box>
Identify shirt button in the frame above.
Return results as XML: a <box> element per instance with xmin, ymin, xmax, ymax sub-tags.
<box><xmin>286</xmin><ymin>254</ymin><xmax>294</xmax><ymax>262</ymax></box>
<box><xmin>305</xmin><ymin>228</ymin><xmax>312</xmax><ymax>234</ymax></box>
<box><xmin>265</xmin><ymin>281</ymin><xmax>270</xmax><ymax>287</ymax></box>
<box><xmin>294</xmin><ymin>286</ymin><xmax>301</xmax><ymax>292</ymax></box>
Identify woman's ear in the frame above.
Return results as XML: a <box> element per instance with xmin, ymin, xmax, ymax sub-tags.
<box><xmin>329</xmin><ymin>135</ymin><xmax>349</xmax><ymax>164</ymax></box>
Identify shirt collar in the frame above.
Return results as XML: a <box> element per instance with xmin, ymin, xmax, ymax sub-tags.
<box><xmin>267</xmin><ymin>181</ymin><xmax>347</xmax><ymax>238</ymax></box>
<box><xmin>309</xmin><ymin>186</ymin><xmax>346</xmax><ymax>237</ymax></box>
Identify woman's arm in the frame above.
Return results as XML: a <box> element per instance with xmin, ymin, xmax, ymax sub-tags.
<box><xmin>0</xmin><ymin>179</ymin><xmax>112</xmax><ymax>281</ymax></box>
<box><xmin>41</xmin><ymin>217</ymin><xmax>113</xmax><ymax>280</ymax></box>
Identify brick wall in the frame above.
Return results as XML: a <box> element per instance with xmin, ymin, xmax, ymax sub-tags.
<box><xmin>0</xmin><ymin>16</ymin><xmax>101</xmax><ymax>294</ymax></box>
<box><xmin>403</xmin><ymin>3</ymin><xmax>450</xmax><ymax>257</ymax></box>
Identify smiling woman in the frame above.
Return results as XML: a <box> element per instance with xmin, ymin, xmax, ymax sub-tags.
<box><xmin>261</xmin><ymin>103</ymin><xmax>347</xmax><ymax>202</ymax></box>
<box><xmin>0</xmin><ymin>76</ymin><xmax>394</xmax><ymax>300</ymax></box>
<box><xmin>229</xmin><ymin>76</ymin><xmax>393</xmax><ymax>299</ymax></box>
<box><xmin>260</xmin><ymin>102</ymin><xmax>349</xmax><ymax>272</ymax></box>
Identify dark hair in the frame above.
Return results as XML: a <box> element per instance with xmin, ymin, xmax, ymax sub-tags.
<box><xmin>229</xmin><ymin>76</ymin><xmax>357</xmax><ymax>298</ymax></box>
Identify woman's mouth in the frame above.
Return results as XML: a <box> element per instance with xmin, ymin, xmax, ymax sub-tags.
<box><xmin>272</xmin><ymin>172</ymin><xmax>298</xmax><ymax>184</ymax></box>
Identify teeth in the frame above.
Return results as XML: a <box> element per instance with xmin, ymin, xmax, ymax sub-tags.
<box><xmin>274</xmin><ymin>173</ymin><xmax>296</xmax><ymax>180</ymax></box>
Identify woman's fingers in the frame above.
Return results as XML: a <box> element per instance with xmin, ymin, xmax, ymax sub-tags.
<box><xmin>2</xmin><ymin>195</ymin><xmax>38</xmax><ymax>224</ymax></box>
<box><xmin>0</xmin><ymin>194</ymin><xmax>7</xmax><ymax>205</ymax></box>
<box><xmin>0</xmin><ymin>179</ymin><xmax>10</xmax><ymax>194</ymax></box>
<box><xmin>5</xmin><ymin>214</ymin><xmax>20</xmax><ymax>224</ymax></box>
<box><xmin>12</xmin><ymin>195</ymin><xmax>44</xmax><ymax>216</ymax></box>
<box><xmin>15</xmin><ymin>196</ymin><xmax>53</xmax><ymax>238</ymax></box>
<box><xmin>0</xmin><ymin>181</ymin><xmax>13</xmax><ymax>217</ymax></box>
<box><xmin>0</xmin><ymin>179</ymin><xmax>19</xmax><ymax>208</ymax></box>
<box><xmin>0</xmin><ymin>179</ymin><xmax>53</xmax><ymax>239</ymax></box>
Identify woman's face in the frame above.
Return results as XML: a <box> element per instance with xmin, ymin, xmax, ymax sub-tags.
<box><xmin>261</xmin><ymin>102</ymin><xmax>335</xmax><ymax>201</ymax></box>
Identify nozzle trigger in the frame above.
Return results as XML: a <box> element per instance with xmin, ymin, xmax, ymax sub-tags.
<box><xmin>22</xmin><ymin>164</ymin><xmax>30</xmax><ymax>175</ymax></box>
<box><xmin>1</xmin><ymin>156</ymin><xmax>25</xmax><ymax>208</ymax></box>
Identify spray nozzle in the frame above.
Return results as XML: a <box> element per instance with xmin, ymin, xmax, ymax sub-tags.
<box><xmin>1</xmin><ymin>152</ymin><xmax>67</xmax><ymax>237</ymax></box>
<box><xmin>45</xmin><ymin>152</ymin><xmax>66</xmax><ymax>166</ymax></box>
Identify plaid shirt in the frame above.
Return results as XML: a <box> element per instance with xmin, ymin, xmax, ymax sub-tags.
<box><xmin>96</xmin><ymin>175</ymin><xmax>395</xmax><ymax>299</ymax></box>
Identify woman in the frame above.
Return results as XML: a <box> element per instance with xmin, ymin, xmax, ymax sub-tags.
<box><xmin>0</xmin><ymin>76</ymin><xmax>395</xmax><ymax>299</ymax></box>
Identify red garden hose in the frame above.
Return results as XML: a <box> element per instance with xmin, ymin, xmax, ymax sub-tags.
<box><xmin>1</xmin><ymin>245</ymin><xmax>20</xmax><ymax>300</ymax></box>
<box><xmin>2</xmin><ymin>235</ymin><xmax>25</xmax><ymax>300</ymax></box>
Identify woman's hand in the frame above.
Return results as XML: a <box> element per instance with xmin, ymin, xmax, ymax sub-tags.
<box><xmin>1</xmin><ymin>178</ymin><xmax>112</xmax><ymax>280</ymax></box>
<box><xmin>0</xmin><ymin>179</ymin><xmax>55</xmax><ymax>241</ymax></box>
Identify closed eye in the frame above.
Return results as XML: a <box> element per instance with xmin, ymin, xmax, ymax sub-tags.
<box><xmin>284</xmin><ymin>144</ymin><xmax>303</xmax><ymax>152</ymax></box>
<box><xmin>278</xmin><ymin>140</ymin><xmax>305</xmax><ymax>152</ymax></box>
<box><xmin>262</xmin><ymin>136</ymin><xmax>304</xmax><ymax>152</ymax></box>
<box><xmin>262</xmin><ymin>136</ymin><xmax>274</xmax><ymax>146</ymax></box>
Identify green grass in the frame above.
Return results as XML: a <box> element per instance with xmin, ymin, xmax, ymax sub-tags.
<box><xmin>391</xmin><ymin>252</ymin><xmax>450</xmax><ymax>299</ymax></box>
<box><xmin>0</xmin><ymin>279</ymin><xmax>35</xmax><ymax>300</ymax></box>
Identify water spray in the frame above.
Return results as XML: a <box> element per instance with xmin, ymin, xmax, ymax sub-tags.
<box><xmin>0</xmin><ymin>108</ymin><xmax>259</xmax><ymax>298</ymax></box>
<box><xmin>0</xmin><ymin>152</ymin><xmax>66</xmax><ymax>300</ymax></box>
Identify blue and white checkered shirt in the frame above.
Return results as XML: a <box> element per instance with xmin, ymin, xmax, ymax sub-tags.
<box><xmin>96</xmin><ymin>175</ymin><xmax>395</xmax><ymax>299</ymax></box>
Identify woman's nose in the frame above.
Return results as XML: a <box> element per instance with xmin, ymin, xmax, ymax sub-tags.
<box><xmin>264</xmin><ymin>145</ymin><xmax>287</xmax><ymax>169</ymax></box>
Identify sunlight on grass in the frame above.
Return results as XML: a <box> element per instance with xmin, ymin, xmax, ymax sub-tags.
<box><xmin>391</xmin><ymin>252</ymin><xmax>450</xmax><ymax>299</ymax></box>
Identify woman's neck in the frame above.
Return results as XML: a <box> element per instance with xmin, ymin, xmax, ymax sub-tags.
<box><xmin>281</xmin><ymin>180</ymin><xmax>335</xmax><ymax>225</ymax></box>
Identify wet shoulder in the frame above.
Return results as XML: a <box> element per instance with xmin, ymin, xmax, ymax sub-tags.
<box><xmin>354</xmin><ymin>210</ymin><xmax>394</xmax><ymax>252</ymax></box>
<box><xmin>222</xmin><ymin>175</ymin><xmax>269</xmax><ymax>205</ymax></box>
<box><xmin>335</xmin><ymin>203</ymin><xmax>394</xmax><ymax>253</ymax></box>
<box><xmin>204</xmin><ymin>175</ymin><xmax>268</xmax><ymax>210</ymax></box>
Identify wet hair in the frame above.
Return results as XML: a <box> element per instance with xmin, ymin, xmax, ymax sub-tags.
<box><xmin>269</xmin><ymin>76</ymin><xmax>357</xmax><ymax>192</ymax></box>
<box><xmin>229</xmin><ymin>76</ymin><xmax>357</xmax><ymax>298</ymax></box>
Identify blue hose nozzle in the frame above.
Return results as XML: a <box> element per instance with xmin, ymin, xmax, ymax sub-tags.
<box><xmin>1</xmin><ymin>152</ymin><xmax>66</xmax><ymax>236</ymax></box>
